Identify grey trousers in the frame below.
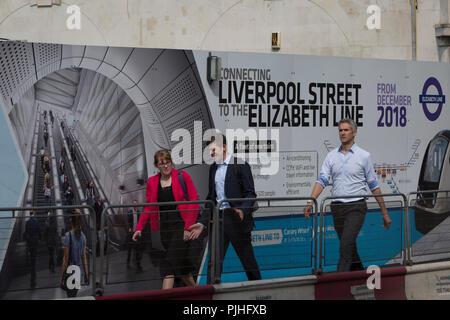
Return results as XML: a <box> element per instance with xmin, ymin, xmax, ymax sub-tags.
<box><xmin>331</xmin><ymin>200</ymin><xmax>367</xmax><ymax>272</ymax></box>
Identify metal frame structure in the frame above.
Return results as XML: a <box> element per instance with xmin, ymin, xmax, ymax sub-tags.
<box><xmin>318</xmin><ymin>193</ymin><xmax>409</xmax><ymax>272</ymax></box>
<box><xmin>0</xmin><ymin>205</ymin><xmax>96</xmax><ymax>295</ymax></box>
<box><xmin>2</xmin><ymin>189</ymin><xmax>450</xmax><ymax>297</ymax></box>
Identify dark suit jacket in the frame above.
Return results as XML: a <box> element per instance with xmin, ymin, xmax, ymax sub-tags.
<box><xmin>199</xmin><ymin>157</ymin><xmax>257</xmax><ymax>232</ymax></box>
<box><xmin>94</xmin><ymin>200</ymin><xmax>104</xmax><ymax>230</ymax></box>
<box><xmin>25</xmin><ymin>217</ymin><xmax>41</xmax><ymax>247</ymax></box>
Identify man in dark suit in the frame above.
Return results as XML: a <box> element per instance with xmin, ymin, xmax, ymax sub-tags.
<box><xmin>188</xmin><ymin>134</ymin><xmax>261</xmax><ymax>281</ymax></box>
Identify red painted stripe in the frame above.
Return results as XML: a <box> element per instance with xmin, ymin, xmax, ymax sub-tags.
<box><xmin>96</xmin><ymin>285</ymin><xmax>215</xmax><ymax>300</ymax></box>
<box><xmin>316</xmin><ymin>266</ymin><xmax>406</xmax><ymax>283</ymax></box>
<box><xmin>315</xmin><ymin>267</ymin><xmax>407</xmax><ymax>300</ymax></box>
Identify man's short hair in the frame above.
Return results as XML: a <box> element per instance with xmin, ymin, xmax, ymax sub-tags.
<box><xmin>338</xmin><ymin>118</ymin><xmax>357</xmax><ymax>132</ymax></box>
<box><xmin>208</xmin><ymin>133</ymin><xmax>227</xmax><ymax>147</ymax></box>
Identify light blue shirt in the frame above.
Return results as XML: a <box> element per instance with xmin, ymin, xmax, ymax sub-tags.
<box><xmin>64</xmin><ymin>231</ymin><xmax>86</xmax><ymax>271</ymax></box>
<box><xmin>317</xmin><ymin>143</ymin><xmax>379</xmax><ymax>202</ymax></box>
<box><xmin>215</xmin><ymin>154</ymin><xmax>232</xmax><ymax>210</ymax></box>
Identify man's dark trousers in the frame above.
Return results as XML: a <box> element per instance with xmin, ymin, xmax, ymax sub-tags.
<box><xmin>219</xmin><ymin>208</ymin><xmax>261</xmax><ymax>281</ymax></box>
<box><xmin>331</xmin><ymin>200</ymin><xmax>367</xmax><ymax>272</ymax></box>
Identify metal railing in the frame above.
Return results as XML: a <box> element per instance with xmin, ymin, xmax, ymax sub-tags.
<box><xmin>2</xmin><ymin>189</ymin><xmax>450</xmax><ymax>297</ymax></box>
<box><xmin>318</xmin><ymin>193</ymin><xmax>409</xmax><ymax>272</ymax></box>
<box><xmin>97</xmin><ymin>200</ymin><xmax>215</xmax><ymax>294</ymax></box>
<box><xmin>215</xmin><ymin>197</ymin><xmax>318</xmax><ymax>283</ymax></box>
<box><xmin>0</xmin><ymin>205</ymin><xmax>96</xmax><ymax>298</ymax></box>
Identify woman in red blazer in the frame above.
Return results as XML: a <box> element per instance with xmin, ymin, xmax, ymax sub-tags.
<box><xmin>132</xmin><ymin>150</ymin><xmax>199</xmax><ymax>289</ymax></box>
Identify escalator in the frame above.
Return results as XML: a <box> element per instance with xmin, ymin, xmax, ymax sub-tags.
<box><xmin>3</xmin><ymin>111</ymin><xmax>61</xmax><ymax>292</ymax></box>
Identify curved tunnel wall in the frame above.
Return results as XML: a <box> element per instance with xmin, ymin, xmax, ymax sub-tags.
<box><xmin>0</xmin><ymin>41</ymin><xmax>214</xmax><ymax>206</ymax></box>
<box><xmin>73</xmin><ymin>69</ymin><xmax>147</xmax><ymax>205</ymax></box>
<box><xmin>8</xmin><ymin>87</ymin><xmax>37</xmax><ymax>167</ymax></box>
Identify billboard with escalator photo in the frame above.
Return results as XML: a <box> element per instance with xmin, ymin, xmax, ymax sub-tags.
<box><xmin>0</xmin><ymin>41</ymin><xmax>449</xmax><ymax>297</ymax></box>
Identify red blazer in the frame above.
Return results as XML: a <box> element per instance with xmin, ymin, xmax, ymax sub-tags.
<box><xmin>136</xmin><ymin>168</ymin><xmax>199</xmax><ymax>232</ymax></box>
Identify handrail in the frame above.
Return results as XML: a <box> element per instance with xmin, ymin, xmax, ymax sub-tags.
<box><xmin>319</xmin><ymin>193</ymin><xmax>409</xmax><ymax>271</ymax></box>
<box><xmin>97</xmin><ymin>200</ymin><xmax>215</xmax><ymax>294</ymax></box>
<box><xmin>216</xmin><ymin>197</ymin><xmax>319</xmax><ymax>283</ymax></box>
<box><xmin>0</xmin><ymin>205</ymin><xmax>96</xmax><ymax>296</ymax></box>
<box><xmin>2</xmin><ymin>188</ymin><xmax>450</xmax><ymax>297</ymax></box>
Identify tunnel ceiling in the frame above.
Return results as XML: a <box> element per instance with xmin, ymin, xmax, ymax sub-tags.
<box><xmin>34</xmin><ymin>68</ymin><xmax>81</xmax><ymax>109</ymax></box>
<box><xmin>0</xmin><ymin>41</ymin><xmax>213</xmax><ymax>153</ymax></box>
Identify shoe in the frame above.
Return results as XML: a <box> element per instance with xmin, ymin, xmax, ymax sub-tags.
<box><xmin>136</xmin><ymin>264</ymin><xmax>143</xmax><ymax>272</ymax></box>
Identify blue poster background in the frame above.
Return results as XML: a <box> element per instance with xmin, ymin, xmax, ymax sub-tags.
<box><xmin>198</xmin><ymin>208</ymin><xmax>423</xmax><ymax>284</ymax></box>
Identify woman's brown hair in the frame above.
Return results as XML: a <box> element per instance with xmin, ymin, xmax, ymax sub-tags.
<box><xmin>153</xmin><ymin>149</ymin><xmax>172</xmax><ymax>167</ymax></box>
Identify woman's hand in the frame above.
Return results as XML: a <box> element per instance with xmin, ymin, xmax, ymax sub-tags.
<box><xmin>183</xmin><ymin>230</ymin><xmax>191</xmax><ymax>242</ymax></box>
<box><xmin>187</xmin><ymin>223</ymin><xmax>204</xmax><ymax>240</ymax></box>
<box><xmin>132</xmin><ymin>230</ymin><xmax>142</xmax><ymax>241</ymax></box>
<box><xmin>233</xmin><ymin>208</ymin><xmax>244</xmax><ymax>221</ymax></box>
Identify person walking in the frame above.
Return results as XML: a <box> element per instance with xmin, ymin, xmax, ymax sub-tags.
<box><xmin>188</xmin><ymin>133</ymin><xmax>262</xmax><ymax>281</ymax></box>
<box><xmin>61</xmin><ymin>176</ymin><xmax>69</xmax><ymax>194</ymax></box>
<box><xmin>60</xmin><ymin>210</ymin><xmax>89</xmax><ymax>298</ymax></box>
<box><xmin>24</xmin><ymin>211</ymin><xmax>41</xmax><ymax>287</ymax></box>
<box><xmin>85</xmin><ymin>179</ymin><xmax>95</xmax><ymax>207</ymax></box>
<box><xmin>94</xmin><ymin>195</ymin><xmax>107</xmax><ymax>256</ymax></box>
<box><xmin>64</xmin><ymin>184</ymin><xmax>75</xmax><ymax>206</ymax></box>
<box><xmin>70</xmin><ymin>144</ymin><xmax>76</xmax><ymax>162</ymax></box>
<box><xmin>45</xmin><ymin>212</ymin><xmax>58</xmax><ymax>273</ymax></box>
<box><xmin>303</xmin><ymin>118</ymin><xmax>392</xmax><ymax>272</ymax></box>
<box><xmin>40</xmin><ymin>147</ymin><xmax>45</xmax><ymax>166</ymax></box>
<box><xmin>132</xmin><ymin>150</ymin><xmax>199</xmax><ymax>289</ymax></box>
<box><xmin>42</xmin><ymin>153</ymin><xmax>51</xmax><ymax>173</ymax></box>
<box><xmin>43</xmin><ymin>129</ymin><xmax>49</xmax><ymax>148</ymax></box>
<box><xmin>43</xmin><ymin>181</ymin><xmax>52</xmax><ymax>207</ymax></box>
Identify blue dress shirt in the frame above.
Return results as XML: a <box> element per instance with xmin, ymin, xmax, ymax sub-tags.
<box><xmin>215</xmin><ymin>154</ymin><xmax>232</xmax><ymax>210</ymax></box>
<box><xmin>317</xmin><ymin>143</ymin><xmax>379</xmax><ymax>202</ymax></box>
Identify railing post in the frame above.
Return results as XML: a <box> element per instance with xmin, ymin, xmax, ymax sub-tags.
<box><xmin>318</xmin><ymin>198</ymin><xmax>325</xmax><ymax>273</ymax></box>
<box><xmin>313</xmin><ymin>198</ymin><xmax>319</xmax><ymax>274</ymax></box>
<box><xmin>98</xmin><ymin>205</ymin><xmax>108</xmax><ymax>295</ymax></box>
<box><xmin>210</xmin><ymin>202</ymin><xmax>221</xmax><ymax>284</ymax></box>
<box><xmin>401</xmin><ymin>193</ymin><xmax>410</xmax><ymax>266</ymax></box>
<box><xmin>89</xmin><ymin>205</ymin><xmax>96</xmax><ymax>296</ymax></box>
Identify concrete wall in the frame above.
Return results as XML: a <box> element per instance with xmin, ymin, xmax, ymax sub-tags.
<box><xmin>0</xmin><ymin>1</ymin><xmax>448</xmax><ymax>61</ymax></box>
<box><xmin>93</xmin><ymin>261</ymin><xmax>450</xmax><ymax>300</ymax></box>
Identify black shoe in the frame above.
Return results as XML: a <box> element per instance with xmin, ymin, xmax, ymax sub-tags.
<box><xmin>136</xmin><ymin>264</ymin><xmax>143</xmax><ymax>272</ymax></box>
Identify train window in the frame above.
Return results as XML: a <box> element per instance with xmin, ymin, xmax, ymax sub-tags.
<box><xmin>423</xmin><ymin>137</ymin><xmax>448</xmax><ymax>183</ymax></box>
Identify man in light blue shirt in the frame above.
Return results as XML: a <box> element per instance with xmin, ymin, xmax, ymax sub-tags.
<box><xmin>304</xmin><ymin>118</ymin><xmax>391</xmax><ymax>272</ymax></box>
<box><xmin>189</xmin><ymin>133</ymin><xmax>261</xmax><ymax>281</ymax></box>
<box><xmin>215</xmin><ymin>153</ymin><xmax>232</xmax><ymax>210</ymax></box>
